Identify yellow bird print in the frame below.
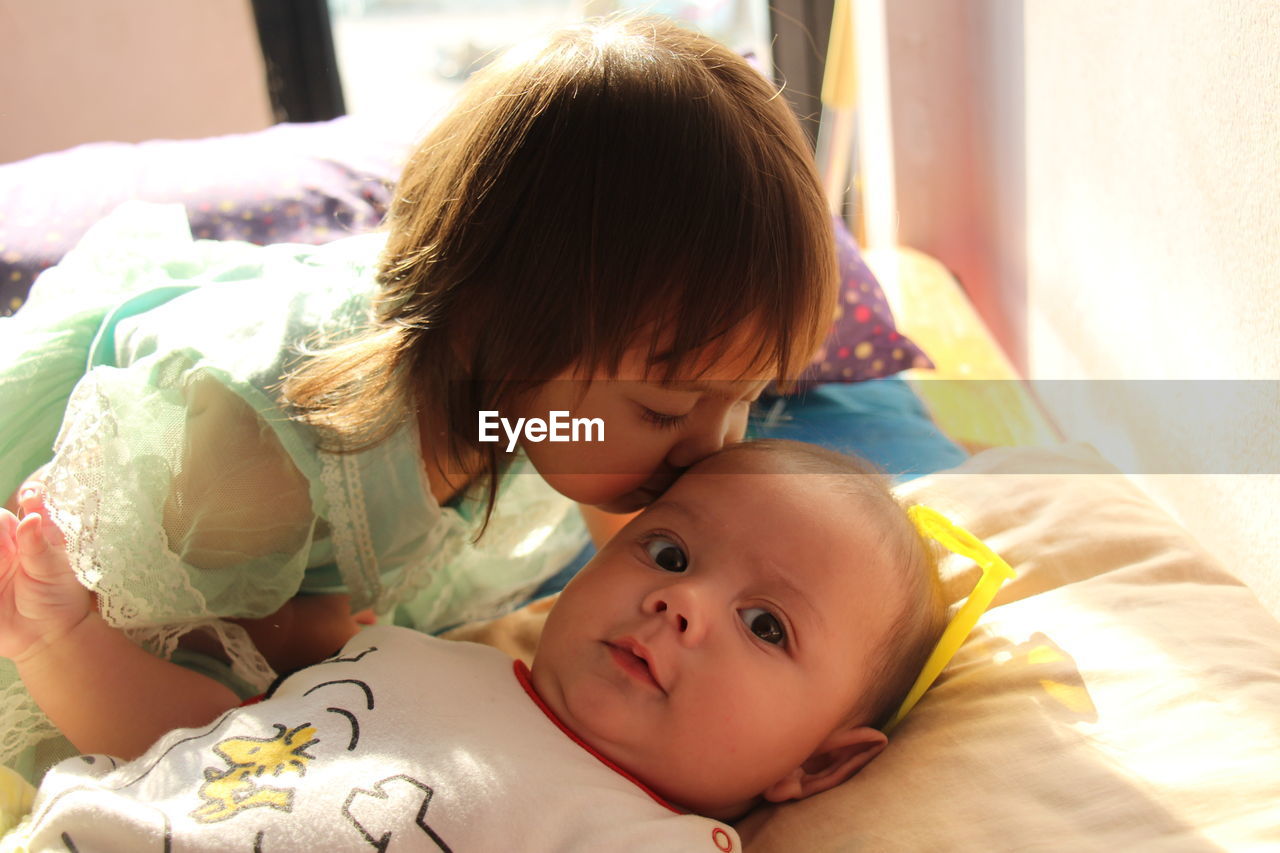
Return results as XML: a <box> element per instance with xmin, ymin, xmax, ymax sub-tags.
<box><xmin>191</xmin><ymin>722</ymin><xmax>318</xmax><ymax>823</ymax></box>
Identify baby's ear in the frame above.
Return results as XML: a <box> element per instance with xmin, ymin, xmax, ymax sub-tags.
<box><xmin>761</xmin><ymin>725</ymin><xmax>888</xmax><ymax>803</ymax></box>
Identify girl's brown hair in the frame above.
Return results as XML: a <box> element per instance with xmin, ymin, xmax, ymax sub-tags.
<box><xmin>284</xmin><ymin>15</ymin><xmax>837</xmax><ymax>525</ymax></box>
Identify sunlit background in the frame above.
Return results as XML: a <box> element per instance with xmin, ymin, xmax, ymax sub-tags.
<box><xmin>327</xmin><ymin>0</ymin><xmax>772</xmax><ymax>119</ymax></box>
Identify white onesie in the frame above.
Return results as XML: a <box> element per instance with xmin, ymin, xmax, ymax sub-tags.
<box><xmin>5</xmin><ymin>627</ymin><xmax>739</xmax><ymax>852</ymax></box>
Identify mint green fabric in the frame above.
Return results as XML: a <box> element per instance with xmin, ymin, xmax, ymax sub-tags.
<box><xmin>0</xmin><ymin>203</ymin><xmax>588</xmax><ymax>772</ymax></box>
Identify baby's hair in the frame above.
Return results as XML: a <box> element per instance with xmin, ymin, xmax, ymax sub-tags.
<box><xmin>284</xmin><ymin>15</ymin><xmax>836</xmax><ymax>528</ymax></box>
<box><xmin>859</xmin><ymin>507</ymin><xmax>947</xmax><ymax>731</ymax></box>
<box><xmin>716</xmin><ymin>440</ymin><xmax>947</xmax><ymax>730</ymax></box>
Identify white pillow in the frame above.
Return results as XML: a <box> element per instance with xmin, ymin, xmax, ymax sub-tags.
<box><xmin>738</xmin><ymin>443</ymin><xmax>1280</xmax><ymax>851</ymax></box>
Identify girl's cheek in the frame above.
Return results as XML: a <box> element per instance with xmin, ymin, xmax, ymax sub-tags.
<box><xmin>608</xmin><ymin>435</ymin><xmax>660</xmax><ymax>472</ymax></box>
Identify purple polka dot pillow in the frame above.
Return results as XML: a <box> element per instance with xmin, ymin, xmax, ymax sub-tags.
<box><xmin>792</xmin><ymin>216</ymin><xmax>932</xmax><ymax>390</ymax></box>
<box><xmin>0</xmin><ymin>116</ymin><xmax>404</xmax><ymax>317</ymax></box>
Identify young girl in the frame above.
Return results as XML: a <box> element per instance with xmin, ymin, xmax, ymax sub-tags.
<box><xmin>0</xmin><ymin>15</ymin><xmax>836</xmax><ymax>777</ymax></box>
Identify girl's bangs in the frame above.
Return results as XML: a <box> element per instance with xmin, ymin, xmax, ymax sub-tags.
<box><xmin>604</xmin><ymin>200</ymin><xmax>833</xmax><ymax>385</ymax></box>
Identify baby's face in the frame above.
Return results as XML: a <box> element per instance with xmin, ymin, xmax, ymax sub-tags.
<box><xmin>531</xmin><ymin>450</ymin><xmax>903</xmax><ymax>819</ymax></box>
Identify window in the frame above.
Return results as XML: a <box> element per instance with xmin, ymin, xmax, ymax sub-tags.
<box><xmin>327</xmin><ymin>0</ymin><xmax>775</xmax><ymax>120</ymax></box>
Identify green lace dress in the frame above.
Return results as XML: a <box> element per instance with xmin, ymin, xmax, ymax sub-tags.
<box><xmin>0</xmin><ymin>203</ymin><xmax>587</xmax><ymax>775</ymax></box>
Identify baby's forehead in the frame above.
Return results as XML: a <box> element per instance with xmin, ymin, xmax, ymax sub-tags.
<box><xmin>660</xmin><ymin>453</ymin><xmax>907</xmax><ymax>564</ymax></box>
<box><xmin>654</xmin><ymin>460</ymin><xmax>899</xmax><ymax>558</ymax></box>
<box><xmin>687</xmin><ymin>445</ymin><xmax>786</xmax><ymax>475</ymax></box>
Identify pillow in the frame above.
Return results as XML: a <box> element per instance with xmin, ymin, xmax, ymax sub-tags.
<box><xmin>748</xmin><ymin>377</ymin><xmax>966</xmax><ymax>484</ymax></box>
<box><xmin>0</xmin><ymin>116</ymin><xmax>402</xmax><ymax>318</ymax></box>
<box><xmin>736</xmin><ymin>443</ymin><xmax>1280</xmax><ymax>851</ymax></box>
<box><xmin>792</xmin><ymin>216</ymin><xmax>933</xmax><ymax>389</ymax></box>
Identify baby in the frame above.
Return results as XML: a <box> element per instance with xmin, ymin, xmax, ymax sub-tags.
<box><xmin>0</xmin><ymin>440</ymin><xmax>945</xmax><ymax>851</ymax></box>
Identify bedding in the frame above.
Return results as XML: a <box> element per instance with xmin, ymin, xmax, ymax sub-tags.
<box><xmin>745</xmin><ymin>443</ymin><xmax>1280</xmax><ymax>850</ymax></box>
<box><xmin>451</xmin><ymin>443</ymin><xmax>1280</xmax><ymax>850</ymax></box>
<box><xmin>751</xmin><ymin>378</ymin><xmax>966</xmax><ymax>483</ymax></box>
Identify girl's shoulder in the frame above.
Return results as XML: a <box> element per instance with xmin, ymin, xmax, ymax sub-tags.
<box><xmin>103</xmin><ymin>217</ymin><xmax>390</xmax><ymax>395</ymax></box>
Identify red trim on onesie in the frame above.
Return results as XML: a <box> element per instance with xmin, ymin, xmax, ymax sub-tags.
<box><xmin>513</xmin><ymin>660</ymin><xmax>683</xmax><ymax>814</ymax></box>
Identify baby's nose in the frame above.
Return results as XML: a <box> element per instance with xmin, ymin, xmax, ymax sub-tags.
<box><xmin>644</xmin><ymin>586</ymin><xmax>708</xmax><ymax>645</ymax></box>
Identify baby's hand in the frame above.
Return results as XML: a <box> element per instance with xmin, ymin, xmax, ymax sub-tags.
<box><xmin>0</xmin><ymin>489</ymin><xmax>91</xmax><ymax>664</ymax></box>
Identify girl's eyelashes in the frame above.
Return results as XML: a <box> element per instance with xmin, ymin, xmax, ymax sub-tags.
<box><xmin>740</xmin><ymin>606</ymin><xmax>787</xmax><ymax>647</ymax></box>
<box><xmin>643</xmin><ymin>535</ymin><xmax>688</xmax><ymax>573</ymax></box>
<box><xmin>639</xmin><ymin>405</ymin><xmax>689</xmax><ymax>430</ymax></box>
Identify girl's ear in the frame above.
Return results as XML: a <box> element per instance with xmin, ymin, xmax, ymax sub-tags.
<box><xmin>760</xmin><ymin>726</ymin><xmax>888</xmax><ymax>803</ymax></box>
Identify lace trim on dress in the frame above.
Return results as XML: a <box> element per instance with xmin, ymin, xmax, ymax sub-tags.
<box><xmin>402</xmin><ymin>465</ymin><xmax>585</xmax><ymax>631</ymax></box>
<box><xmin>0</xmin><ymin>377</ymin><xmax>278</xmax><ymax>767</ymax></box>
<box><xmin>47</xmin><ymin>379</ymin><xmax>277</xmax><ymax>680</ymax></box>
<box><xmin>318</xmin><ymin>444</ymin><xmax>469</xmax><ymax>623</ymax></box>
<box><xmin>0</xmin><ymin>673</ymin><xmax>58</xmax><ymax>768</ymax></box>
<box><xmin>319</xmin><ymin>450</ymin><xmax>380</xmax><ymax>611</ymax></box>
<box><xmin>123</xmin><ymin>620</ymin><xmax>274</xmax><ymax>691</ymax></box>
<box><xmin>375</xmin><ymin>513</ymin><xmax>467</xmax><ymax>626</ymax></box>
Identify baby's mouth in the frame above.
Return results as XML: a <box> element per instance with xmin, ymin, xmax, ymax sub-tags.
<box><xmin>605</xmin><ymin>640</ymin><xmax>665</xmax><ymax>693</ymax></box>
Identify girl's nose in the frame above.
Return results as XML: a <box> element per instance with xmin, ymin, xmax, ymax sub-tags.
<box><xmin>664</xmin><ymin>404</ymin><xmax>748</xmax><ymax>469</ymax></box>
<box><xmin>642</xmin><ymin>583</ymin><xmax>708</xmax><ymax>646</ymax></box>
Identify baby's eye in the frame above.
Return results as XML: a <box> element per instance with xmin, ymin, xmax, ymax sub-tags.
<box><xmin>645</xmin><ymin>537</ymin><xmax>688</xmax><ymax>573</ymax></box>
<box><xmin>740</xmin><ymin>607</ymin><xmax>786</xmax><ymax>646</ymax></box>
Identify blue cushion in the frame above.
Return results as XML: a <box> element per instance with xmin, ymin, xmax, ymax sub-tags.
<box><xmin>748</xmin><ymin>377</ymin><xmax>967</xmax><ymax>483</ymax></box>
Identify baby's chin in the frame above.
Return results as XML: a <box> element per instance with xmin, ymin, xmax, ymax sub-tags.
<box><xmin>644</xmin><ymin>778</ymin><xmax>759</xmax><ymax>823</ymax></box>
<box><xmin>534</xmin><ymin>687</ymin><xmax>742</xmax><ymax>818</ymax></box>
<box><xmin>612</xmin><ymin>755</ymin><xmax>760</xmax><ymax>822</ymax></box>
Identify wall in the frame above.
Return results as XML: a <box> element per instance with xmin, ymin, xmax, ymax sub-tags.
<box><xmin>884</xmin><ymin>0</ymin><xmax>1280</xmax><ymax>616</ymax></box>
<box><xmin>0</xmin><ymin>0</ymin><xmax>273</xmax><ymax>164</ymax></box>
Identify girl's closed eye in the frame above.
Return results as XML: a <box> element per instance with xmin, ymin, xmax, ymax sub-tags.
<box><xmin>740</xmin><ymin>607</ymin><xmax>787</xmax><ymax>647</ymax></box>
<box><xmin>644</xmin><ymin>535</ymin><xmax>688</xmax><ymax>573</ymax></box>
<box><xmin>639</xmin><ymin>406</ymin><xmax>689</xmax><ymax>430</ymax></box>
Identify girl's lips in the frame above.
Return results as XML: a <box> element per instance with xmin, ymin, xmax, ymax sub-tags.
<box><xmin>596</xmin><ymin>468</ymin><xmax>683</xmax><ymax>513</ymax></box>
<box><xmin>606</xmin><ymin>640</ymin><xmax>665</xmax><ymax>693</ymax></box>
<box><xmin>596</xmin><ymin>484</ymin><xmax>665</xmax><ymax>514</ymax></box>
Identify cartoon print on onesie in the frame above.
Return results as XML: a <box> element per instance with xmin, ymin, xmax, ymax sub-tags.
<box><xmin>16</xmin><ymin>626</ymin><xmax>737</xmax><ymax>851</ymax></box>
<box><xmin>23</xmin><ymin>645</ymin><xmax>453</xmax><ymax>852</ymax></box>
<box><xmin>190</xmin><ymin>722</ymin><xmax>319</xmax><ymax>824</ymax></box>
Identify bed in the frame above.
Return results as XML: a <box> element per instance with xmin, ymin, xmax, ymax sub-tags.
<box><xmin>2</xmin><ymin>119</ymin><xmax>1277</xmax><ymax>850</ymax></box>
